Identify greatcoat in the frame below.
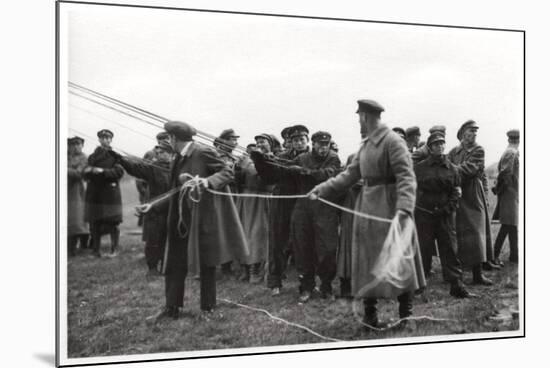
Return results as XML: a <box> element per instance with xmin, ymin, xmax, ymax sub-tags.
<box><xmin>161</xmin><ymin>141</ymin><xmax>249</xmax><ymax>276</ymax></box>
<box><xmin>84</xmin><ymin>146</ymin><xmax>124</xmax><ymax>224</ymax></box>
<box><xmin>316</xmin><ymin>125</ymin><xmax>425</xmax><ymax>298</ymax></box>
<box><xmin>67</xmin><ymin>151</ymin><xmax>89</xmax><ymax>235</ymax></box>
<box><xmin>492</xmin><ymin>145</ymin><xmax>519</xmax><ymax>226</ymax></box>
<box><xmin>447</xmin><ymin>142</ymin><xmax>493</xmax><ymax>265</ymax></box>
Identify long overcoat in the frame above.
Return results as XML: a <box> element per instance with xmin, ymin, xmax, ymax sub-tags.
<box><xmin>67</xmin><ymin>152</ymin><xmax>89</xmax><ymax>235</ymax></box>
<box><xmin>235</xmin><ymin>157</ymin><xmax>274</xmax><ymax>264</ymax></box>
<box><xmin>162</xmin><ymin>142</ymin><xmax>249</xmax><ymax>276</ymax></box>
<box><xmin>447</xmin><ymin>143</ymin><xmax>492</xmax><ymax>265</ymax></box>
<box><xmin>84</xmin><ymin>147</ymin><xmax>124</xmax><ymax>224</ymax></box>
<box><xmin>492</xmin><ymin>145</ymin><xmax>519</xmax><ymax>226</ymax></box>
<box><xmin>119</xmin><ymin>157</ymin><xmax>171</xmax><ymax>246</ymax></box>
<box><xmin>316</xmin><ymin>125</ymin><xmax>425</xmax><ymax>298</ymax></box>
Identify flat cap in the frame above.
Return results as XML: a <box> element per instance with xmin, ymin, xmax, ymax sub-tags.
<box><xmin>156</xmin><ymin>131</ymin><xmax>170</xmax><ymax>141</ymax></box>
<box><xmin>164</xmin><ymin>121</ymin><xmax>197</xmax><ymax>141</ymax></box>
<box><xmin>356</xmin><ymin>99</ymin><xmax>385</xmax><ymax>114</ymax></box>
<box><xmin>155</xmin><ymin>140</ymin><xmax>174</xmax><ymax>153</ymax></box>
<box><xmin>311</xmin><ymin>131</ymin><xmax>332</xmax><ymax>143</ymax></box>
<box><xmin>507</xmin><ymin>129</ymin><xmax>520</xmax><ymax>139</ymax></box>
<box><xmin>246</xmin><ymin>143</ymin><xmax>257</xmax><ymax>149</ymax></box>
<box><xmin>281</xmin><ymin>126</ymin><xmax>293</xmax><ymax>139</ymax></box>
<box><xmin>457</xmin><ymin>120</ymin><xmax>479</xmax><ymax>140</ymax></box>
<box><xmin>429</xmin><ymin>125</ymin><xmax>446</xmax><ymax>135</ymax></box>
<box><xmin>68</xmin><ymin>136</ymin><xmax>84</xmax><ymax>145</ymax></box>
<box><xmin>97</xmin><ymin>129</ymin><xmax>114</xmax><ymax>138</ymax></box>
<box><xmin>219</xmin><ymin>129</ymin><xmax>240</xmax><ymax>140</ymax></box>
<box><xmin>427</xmin><ymin>132</ymin><xmax>445</xmax><ymax>147</ymax></box>
<box><xmin>268</xmin><ymin>134</ymin><xmax>282</xmax><ymax>150</ymax></box>
<box><xmin>392</xmin><ymin>127</ymin><xmax>406</xmax><ymax>139</ymax></box>
<box><xmin>289</xmin><ymin>124</ymin><xmax>309</xmax><ymax>139</ymax></box>
<box><xmin>405</xmin><ymin>126</ymin><xmax>421</xmax><ymax>138</ymax></box>
<box><xmin>254</xmin><ymin>133</ymin><xmax>274</xmax><ymax>146</ymax></box>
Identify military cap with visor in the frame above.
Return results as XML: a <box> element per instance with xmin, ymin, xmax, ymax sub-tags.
<box><xmin>506</xmin><ymin>129</ymin><xmax>520</xmax><ymax>139</ymax></box>
<box><xmin>155</xmin><ymin>140</ymin><xmax>174</xmax><ymax>153</ymax></box>
<box><xmin>97</xmin><ymin>129</ymin><xmax>114</xmax><ymax>138</ymax></box>
<box><xmin>356</xmin><ymin>99</ymin><xmax>385</xmax><ymax>114</ymax></box>
<box><xmin>427</xmin><ymin>132</ymin><xmax>446</xmax><ymax>147</ymax></box>
<box><xmin>289</xmin><ymin>124</ymin><xmax>309</xmax><ymax>139</ymax></box>
<box><xmin>429</xmin><ymin>125</ymin><xmax>446</xmax><ymax>135</ymax></box>
<box><xmin>156</xmin><ymin>131</ymin><xmax>170</xmax><ymax>141</ymax></box>
<box><xmin>164</xmin><ymin>121</ymin><xmax>197</xmax><ymax>141</ymax></box>
<box><xmin>68</xmin><ymin>136</ymin><xmax>85</xmax><ymax>145</ymax></box>
<box><xmin>219</xmin><ymin>129</ymin><xmax>240</xmax><ymax>140</ymax></box>
<box><xmin>280</xmin><ymin>126</ymin><xmax>293</xmax><ymax>139</ymax></box>
<box><xmin>457</xmin><ymin>120</ymin><xmax>479</xmax><ymax>140</ymax></box>
<box><xmin>311</xmin><ymin>131</ymin><xmax>332</xmax><ymax>143</ymax></box>
<box><xmin>392</xmin><ymin>127</ymin><xmax>406</xmax><ymax>138</ymax></box>
<box><xmin>405</xmin><ymin>126</ymin><xmax>421</xmax><ymax>138</ymax></box>
<box><xmin>254</xmin><ymin>133</ymin><xmax>274</xmax><ymax>147</ymax></box>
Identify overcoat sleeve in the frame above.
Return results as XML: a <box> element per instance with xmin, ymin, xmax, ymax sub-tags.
<box><xmin>68</xmin><ymin>154</ymin><xmax>88</xmax><ymax>180</ymax></box>
<box><xmin>102</xmin><ymin>164</ymin><xmax>124</xmax><ymax>180</ymax></box>
<box><xmin>388</xmin><ymin>136</ymin><xmax>416</xmax><ymax>214</ymax></box>
<box><xmin>316</xmin><ymin>152</ymin><xmax>361</xmax><ymax>197</ymax></box>
<box><xmin>456</xmin><ymin>145</ymin><xmax>485</xmax><ymax>179</ymax></box>
<box><xmin>201</xmin><ymin>148</ymin><xmax>235</xmax><ymax>189</ymax></box>
<box><xmin>119</xmin><ymin>157</ymin><xmax>157</xmax><ymax>182</ymax></box>
<box><xmin>306</xmin><ymin>155</ymin><xmax>342</xmax><ymax>183</ymax></box>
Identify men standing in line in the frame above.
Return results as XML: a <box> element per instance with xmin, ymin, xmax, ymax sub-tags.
<box><xmin>405</xmin><ymin>126</ymin><xmax>421</xmax><ymax>153</ymax></box>
<box><xmin>84</xmin><ymin>129</ymin><xmax>124</xmax><ymax>258</ymax></box>
<box><xmin>414</xmin><ymin>131</ymin><xmax>472</xmax><ymax>298</ymax></box>
<box><xmin>148</xmin><ymin>121</ymin><xmax>248</xmax><ymax>320</ymax></box>
<box><xmin>309</xmin><ymin>99</ymin><xmax>425</xmax><ymax>327</ymax></box>
<box><xmin>492</xmin><ymin>129</ymin><xmax>520</xmax><ymax>264</ymax></box>
<box><xmin>448</xmin><ymin>120</ymin><xmax>495</xmax><ymax>285</ymax></box>
<box><xmin>250</xmin><ymin>124</ymin><xmax>310</xmax><ymax>296</ymax></box>
<box><xmin>67</xmin><ymin>136</ymin><xmax>89</xmax><ymax>256</ymax></box>
<box><xmin>110</xmin><ymin>141</ymin><xmax>173</xmax><ymax>276</ymax></box>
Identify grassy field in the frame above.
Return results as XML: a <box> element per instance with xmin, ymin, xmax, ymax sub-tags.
<box><xmin>67</xmin><ymin>174</ymin><xmax>520</xmax><ymax>358</ymax></box>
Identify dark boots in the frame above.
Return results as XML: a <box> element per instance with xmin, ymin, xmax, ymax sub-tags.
<box><xmin>249</xmin><ymin>263</ymin><xmax>264</xmax><ymax>284</ymax></box>
<box><xmin>339</xmin><ymin>278</ymin><xmax>352</xmax><ymax>299</ymax></box>
<box><xmin>110</xmin><ymin>226</ymin><xmax>120</xmax><ymax>254</ymax></box>
<box><xmin>472</xmin><ymin>264</ymin><xmax>493</xmax><ymax>285</ymax></box>
<box><xmin>363</xmin><ymin>298</ymin><xmax>379</xmax><ymax>328</ymax></box>
<box><xmin>238</xmin><ymin>265</ymin><xmax>250</xmax><ymax>282</ymax></box>
<box><xmin>450</xmin><ymin>280</ymin><xmax>474</xmax><ymax>298</ymax></box>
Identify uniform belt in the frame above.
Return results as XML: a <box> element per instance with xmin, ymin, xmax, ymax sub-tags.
<box><xmin>364</xmin><ymin>176</ymin><xmax>396</xmax><ymax>186</ymax></box>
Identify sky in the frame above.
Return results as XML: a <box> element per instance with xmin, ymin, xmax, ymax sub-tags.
<box><xmin>63</xmin><ymin>3</ymin><xmax>523</xmax><ymax>165</ymax></box>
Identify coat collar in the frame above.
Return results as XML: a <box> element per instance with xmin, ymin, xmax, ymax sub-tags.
<box><xmin>455</xmin><ymin>142</ymin><xmax>479</xmax><ymax>154</ymax></box>
<box><xmin>362</xmin><ymin>124</ymin><xmax>390</xmax><ymax>147</ymax></box>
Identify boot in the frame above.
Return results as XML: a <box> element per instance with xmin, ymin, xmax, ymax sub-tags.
<box><xmin>472</xmin><ymin>264</ymin><xmax>493</xmax><ymax>285</ymax></box>
<box><xmin>249</xmin><ymin>263</ymin><xmax>264</xmax><ymax>284</ymax></box>
<box><xmin>110</xmin><ymin>226</ymin><xmax>120</xmax><ymax>255</ymax></box>
<box><xmin>238</xmin><ymin>265</ymin><xmax>250</xmax><ymax>282</ymax></box>
<box><xmin>397</xmin><ymin>292</ymin><xmax>413</xmax><ymax>329</ymax></box>
<box><xmin>339</xmin><ymin>278</ymin><xmax>352</xmax><ymax>299</ymax></box>
<box><xmin>450</xmin><ymin>280</ymin><xmax>474</xmax><ymax>298</ymax></box>
<box><xmin>362</xmin><ymin>298</ymin><xmax>378</xmax><ymax>328</ymax></box>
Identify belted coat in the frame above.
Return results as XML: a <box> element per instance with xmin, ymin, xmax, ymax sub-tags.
<box><xmin>67</xmin><ymin>152</ymin><xmax>89</xmax><ymax>235</ymax></box>
<box><xmin>492</xmin><ymin>145</ymin><xmax>519</xmax><ymax>226</ymax></box>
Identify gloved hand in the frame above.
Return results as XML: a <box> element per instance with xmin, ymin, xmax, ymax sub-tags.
<box><xmin>107</xmin><ymin>149</ymin><xmax>123</xmax><ymax>162</ymax></box>
<box><xmin>136</xmin><ymin>203</ymin><xmax>153</xmax><ymax>214</ymax></box>
<box><xmin>308</xmin><ymin>186</ymin><xmax>321</xmax><ymax>200</ymax></box>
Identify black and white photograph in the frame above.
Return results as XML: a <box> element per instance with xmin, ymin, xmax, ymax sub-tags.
<box><xmin>44</xmin><ymin>0</ymin><xmax>533</xmax><ymax>366</ymax></box>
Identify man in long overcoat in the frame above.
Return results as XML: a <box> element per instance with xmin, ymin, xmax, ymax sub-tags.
<box><xmin>448</xmin><ymin>120</ymin><xmax>496</xmax><ymax>285</ymax></box>
<box><xmin>148</xmin><ymin>121</ymin><xmax>248</xmax><ymax>320</ymax></box>
<box><xmin>310</xmin><ymin>99</ymin><xmax>425</xmax><ymax>327</ymax></box>
<box><xmin>110</xmin><ymin>141</ymin><xmax>173</xmax><ymax>275</ymax></box>
<box><xmin>67</xmin><ymin>136</ymin><xmax>89</xmax><ymax>256</ymax></box>
<box><xmin>84</xmin><ymin>129</ymin><xmax>124</xmax><ymax>257</ymax></box>
<box><xmin>492</xmin><ymin>129</ymin><xmax>520</xmax><ymax>264</ymax></box>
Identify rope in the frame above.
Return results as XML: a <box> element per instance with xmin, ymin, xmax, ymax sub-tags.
<box><xmin>219</xmin><ymin>298</ymin><xmax>343</xmax><ymax>343</ymax></box>
<box><xmin>317</xmin><ymin>197</ymin><xmax>393</xmax><ymax>224</ymax></box>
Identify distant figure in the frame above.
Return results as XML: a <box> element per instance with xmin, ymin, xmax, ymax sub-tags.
<box><xmin>405</xmin><ymin>126</ymin><xmax>421</xmax><ymax>153</ymax></box>
<box><xmin>492</xmin><ymin>129</ymin><xmax>520</xmax><ymax>264</ymax></box>
<box><xmin>310</xmin><ymin>99</ymin><xmax>425</xmax><ymax>328</ymax></box>
<box><xmin>111</xmin><ymin>141</ymin><xmax>173</xmax><ymax>275</ymax></box>
<box><xmin>448</xmin><ymin>120</ymin><xmax>497</xmax><ymax>285</ymax></box>
<box><xmin>67</xmin><ymin>136</ymin><xmax>89</xmax><ymax>256</ymax></box>
<box><xmin>245</xmin><ymin>143</ymin><xmax>257</xmax><ymax>154</ymax></box>
<box><xmin>280</xmin><ymin>126</ymin><xmax>293</xmax><ymax>152</ymax></box>
<box><xmin>414</xmin><ymin>132</ymin><xmax>472</xmax><ymax>298</ymax></box>
<box><xmin>84</xmin><ymin>129</ymin><xmax>124</xmax><ymax>258</ymax></box>
<box><xmin>412</xmin><ymin>125</ymin><xmax>446</xmax><ymax>164</ymax></box>
<box><xmin>392</xmin><ymin>127</ymin><xmax>406</xmax><ymax>140</ymax></box>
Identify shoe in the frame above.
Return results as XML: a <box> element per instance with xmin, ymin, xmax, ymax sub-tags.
<box><xmin>482</xmin><ymin>262</ymin><xmax>501</xmax><ymax>271</ymax></box>
<box><xmin>146</xmin><ymin>306</ymin><xmax>180</xmax><ymax>322</ymax></box>
<box><xmin>320</xmin><ymin>284</ymin><xmax>334</xmax><ymax>300</ymax></box>
<box><xmin>237</xmin><ymin>271</ymin><xmax>250</xmax><ymax>282</ymax></box>
<box><xmin>298</xmin><ymin>291</ymin><xmax>312</xmax><ymax>303</ymax></box>
<box><xmin>450</xmin><ymin>283</ymin><xmax>475</xmax><ymax>298</ymax></box>
<box><xmin>271</xmin><ymin>287</ymin><xmax>281</xmax><ymax>297</ymax></box>
<box><xmin>249</xmin><ymin>273</ymin><xmax>264</xmax><ymax>284</ymax></box>
<box><xmin>362</xmin><ymin>312</ymin><xmax>379</xmax><ymax>329</ymax></box>
<box><xmin>473</xmin><ymin>275</ymin><xmax>494</xmax><ymax>286</ymax></box>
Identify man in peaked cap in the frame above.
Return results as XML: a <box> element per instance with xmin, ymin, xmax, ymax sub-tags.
<box><xmin>309</xmin><ymin>99</ymin><xmax>425</xmax><ymax>328</ymax></box>
<box><xmin>84</xmin><ymin>129</ymin><xmax>123</xmax><ymax>258</ymax></box>
<box><xmin>67</xmin><ymin>136</ymin><xmax>89</xmax><ymax>256</ymax></box>
<box><xmin>281</xmin><ymin>126</ymin><xmax>294</xmax><ymax>152</ymax></box>
<box><xmin>405</xmin><ymin>126</ymin><xmax>421</xmax><ymax>153</ymax></box>
<box><xmin>412</xmin><ymin>125</ymin><xmax>446</xmax><ymax>164</ymax></box>
<box><xmin>448</xmin><ymin>120</ymin><xmax>499</xmax><ymax>285</ymax></box>
<box><xmin>492</xmin><ymin>129</ymin><xmax>520</xmax><ymax>265</ymax></box>
<box><xmin>414</xmin><ymin>132</ymin><xmax>473</xmax><ymax>298</ymax></box>
<box><xmin>142</xmin><ymin>120</ymin><xmax>247</xmax><ymax>320</ymax></box>
<box><xmin>392</xmin><ymin>127</ymin><xmax>406</xmax><ymax>140</ymax></box>
<box><xmin>289</xmin><ymin>124</ymin><xmax>310</xmax><ymax>155</ymax></box>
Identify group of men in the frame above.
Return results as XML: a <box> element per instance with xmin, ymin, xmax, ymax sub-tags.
<box><xmin>66</xmin><ymin>98</ymin><xmax>519</xmax><ymax>327</ymax></box>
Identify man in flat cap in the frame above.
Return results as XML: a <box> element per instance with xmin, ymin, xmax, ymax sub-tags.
<box><xmin>392</xmin><ymin>127</ymin><xmax>406</xmax><ymax>141</ymax></box>
<box><xmin>145</xmin><ymin>121</ymin><xmax>248</xmax><ymax>320</ymax></box>
<box><xmin>84</xmin><ymin>129</ymin><xmax>124</xmax><ymax>258</ymax></box>
<box><xmin>414</xmin><ymin>132</ymin><xmax>472</xmax><ymax>298</ymax></box>
<box><xmin>249</xmin><ymin>124</ymin><xmax>311</xmax><ymax>296</ymax></box>
<box><xmin>109</xmin><ymin>141</ymin><xmax>174</xmax><ymax>276</ymax></box>
<box><xmin>405</xmin><ymin>126</ymin><xmax>421</xmax><ymax>153</ymax></box>
<box><xmin>492</xmin><ymin>129</ymin><xmax>520</xmax><ymax>264</ymax></box>
<box><xmin>280</xmin><ymin>126</ymin><xmax>294</xmax><ymax>153</ymax></box>
<box><xmin>448</xmin><ymin>120</ymin><xmax>497</xmax><ymax>285</ymax></box>
<box><xmin>67</xmin><ymin>136</ymin><xmax>89</xmax><ymax>256</ymax></box>
<box><xmin>309</xmin><ymin>99</ymin><xmax>425</xmax><ymax>327</ymax></box>
<box><xmin>136</xmin><ymin>132</ymin><xmax>171</xmax><ymax>227</ymax></box>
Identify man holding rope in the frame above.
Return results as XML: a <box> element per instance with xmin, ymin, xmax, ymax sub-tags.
<box><xmin>309</xmin><ymin>99</ymin><xmax>425</xmax><ymax>328</ymax></box>
<box><xmin>145</xmin><ymin>121</ymin><xmax>248</xmax><ymax>321</ymax></box>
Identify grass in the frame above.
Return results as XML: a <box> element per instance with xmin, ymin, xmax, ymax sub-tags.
<box><xmin>66</xmin><ymin>176</ymin><xmax>520</xmax><ymax>358</ymax></box>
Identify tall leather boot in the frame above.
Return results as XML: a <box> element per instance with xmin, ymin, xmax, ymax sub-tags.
<box><xmin>472</xmin><ymin>264</ymin><xmax>493</xmax><ymax>285</ymax></box>
<box><xmin>339</xmin><ymin>278</ymin><xmax>352</xmax><ymax>299</ymax></box>
<box><xmin>110</xmin><ymin>226</ymin><xmax>120</xmax><ymax>254</ymax></box>
<box><xmin>397</xmin><ymin>292</ymin><xmax>413</xmax><ymax>328</ymax></box>
<box><xmin>363</xmin><ymin>298</ymin><xmax>378</xmax><ymax>328</ymax></box>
